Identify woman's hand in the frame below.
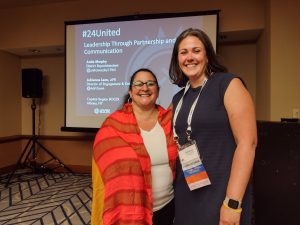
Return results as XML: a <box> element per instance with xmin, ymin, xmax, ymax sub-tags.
<box><xmin>219</xmin><ymin>204</ymin><xmax>241</xmax><ymax>225</ymax></box>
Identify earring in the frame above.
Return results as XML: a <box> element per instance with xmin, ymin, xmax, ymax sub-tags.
<box><xmin>205</xmin><ymin>64</ymin><xmax>213</xmax><ymax>76</ymax></box>
<box><xmin>127</xmin><ymin>96</ymin><xmax>132</xmax><ymax>103</ymax></box>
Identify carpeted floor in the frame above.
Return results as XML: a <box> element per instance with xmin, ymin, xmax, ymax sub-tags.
<box><xmin>0</xmin><ymin>170</ymin><xmax>92</xmax><ymax>225</ymax></box>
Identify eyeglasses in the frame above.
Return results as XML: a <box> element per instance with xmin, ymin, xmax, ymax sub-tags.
<box><xmin>132</xmin><ymin>80</ymin><xmax>157</xmax><ymax>89</ymax></box>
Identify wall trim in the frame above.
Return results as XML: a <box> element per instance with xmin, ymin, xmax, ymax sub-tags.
<box><xmin>0</xmin><ymin>164</ymin><xmax>91</xmax><ymax>175</ymax></box>
<box><xmin>0</xmin><ymin>134</ymin><xmax>95</xmax><ymax>144</ymax></box>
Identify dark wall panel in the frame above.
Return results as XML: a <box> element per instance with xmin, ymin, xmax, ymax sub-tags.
<box><xmin>253</xmin><ymin>121</ymin><xmax>300</xmax><ymax>225</ymax></box>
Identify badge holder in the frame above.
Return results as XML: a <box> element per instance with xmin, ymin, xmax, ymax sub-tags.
<box><xmin>176</xmin><ymin>130</ymin><xmax>211</xmax><ymax>191</ymax></box>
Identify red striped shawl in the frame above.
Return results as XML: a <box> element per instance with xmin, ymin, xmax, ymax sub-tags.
<box><xmin>92</xmin><ymin>103</ymin><xmax>178</xmax><ymax>225</ymax></box>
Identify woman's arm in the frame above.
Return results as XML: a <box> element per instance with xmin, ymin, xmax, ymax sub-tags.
<box><xmin>220</xmin><ymin>78</ymin><xmax>257</xmax><ymax>225</ymax></box>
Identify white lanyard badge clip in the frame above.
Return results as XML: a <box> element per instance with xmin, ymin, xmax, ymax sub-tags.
<box><xmin>172</xmin><ymin>78</ymin><xmax>211</xmax><ymax>190</ymax></box>
<box><xmin>173</xmin><ymin>78</ymin><xmax>207</xmax><ymax>144</ymax></box>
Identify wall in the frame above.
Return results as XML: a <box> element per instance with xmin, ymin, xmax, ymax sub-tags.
<box><xmin>219</xmin><ymin>43</ymin><xmax>257</xmax><ymax>103</ymax></box>
<box><xmin>0</xmin><ymin>140</ymin><xmax>22</xmax><ymax>172</ymax></box>
<box><xmin>19</xmin><ymin>45</ymin><xmax>258</xmax><ymax>135</ymax></box>
<box><xmin>0</xmin><ymin>0</ymin><xmax>265</xmax><ymax>171</ymax></box>
<box><xmin>27</xmin><ymin>137</ymin><xmax>94</xmax><ymax>173</ymax></box>
<box><xmin>21</xmin><ymin>56</ymin><xmax>69</xmax><ymax>136</ymax></box>
<box><xmin>1</xmin><ymin>0</ymin><xmax>299</xmax><ymax>171</ymax></box>
<box><xmin>12</xmin><ymin>42</ymin><xmax>257</xmax><ymax>173</ymax></box>
<box><xmin>256</xmin><ymin>0</ymin><xmax>271</xmax><ymax>121</ymax></box>
<box><xmin>20</xmin><ymin>56</ymin><xmax>94</xmax><ymax>172</ymax></box>
<box><xmin>0</xmin><ymin>51</ymin><xmax>22</xmax><ymax>171</ymax></box>
<box><xmin>0</xmin><ymin>0</ymin><xmax>264</xmax><ymax>51</ymax></box>
<box><xmin>270</xmin><ymin>0</ymin><xmax>300</xmax><ymax>120</ymax></box>
<box><xmin>0</xmin><ymin>51</ymin><xmax>21</xmax><ymax>136</ymax></box>
<box><xmin>0</xmin><ymin>0</ymin><xmax>265</xmax><ymax>136</ymax></box>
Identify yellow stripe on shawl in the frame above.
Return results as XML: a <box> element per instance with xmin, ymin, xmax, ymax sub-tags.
<box><xmin>91</xmin><ymin>158</ymin><xmax>104</xmax><ymax>225</ymax></box>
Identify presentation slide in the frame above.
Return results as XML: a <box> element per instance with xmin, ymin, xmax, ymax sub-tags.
<box><xmin>64</xmin><ymin>11</ymin><xmax>218</xmax><ymax>130</ymax></box>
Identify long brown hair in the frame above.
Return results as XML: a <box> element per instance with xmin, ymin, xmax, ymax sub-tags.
<box><xmin>169</xmin><ymin>28</ymin><xmax>227</xmax><ymax>87</ymax></box>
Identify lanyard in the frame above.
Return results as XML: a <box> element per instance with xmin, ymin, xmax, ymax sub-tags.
<box><xmin>173</xmin><ymin>78</ymin><xmax>207</xmax><ymax>143</ymax></box>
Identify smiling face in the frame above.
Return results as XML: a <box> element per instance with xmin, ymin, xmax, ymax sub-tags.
<box><xmin>129</xmin><ymin>70</ymin><xmax>159</xmax><ymax>110</ymax></box>
<box><xmin>178</xmin><ymin>35</ymin><xmax>208</xmax><ymax>87</ymax></box>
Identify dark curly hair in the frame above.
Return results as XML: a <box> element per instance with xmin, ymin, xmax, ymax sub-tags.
<box><xmin>123</xmin><ymin>68</ymin><xmax>160</xmax><ymax>104</ymax></box>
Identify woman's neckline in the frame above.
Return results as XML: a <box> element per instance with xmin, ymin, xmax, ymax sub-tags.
<box><xmin>190</xmin><ymin>85</ymin><xmax>202</xmax><ymax>92</ymax></box>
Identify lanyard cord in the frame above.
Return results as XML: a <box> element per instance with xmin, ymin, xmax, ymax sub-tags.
<box><xmin>173</xmin><ymin>78</ymin><xmax>207</xmax><ymax>143</ymax></box>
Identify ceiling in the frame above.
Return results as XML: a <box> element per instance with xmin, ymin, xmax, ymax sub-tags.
<box><xmin>0</xmin><ymin>0</ymin><xmax>74</xmax><ymax>9</ymax></box>
<box><xmin>0</xmin><ymin>0</ymin><xmax>74</xmax><ymax>57</ymax></box>
<box><xmin>0</xmin><ymin>0</ymin><xmax>262</xmax><ymax>57</ymax></box>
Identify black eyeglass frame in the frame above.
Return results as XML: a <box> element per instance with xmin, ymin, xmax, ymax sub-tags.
<box><xmin>132</xmin><ymin>80</ymin><xmax>158</xmax><ymax>88</ymax></box>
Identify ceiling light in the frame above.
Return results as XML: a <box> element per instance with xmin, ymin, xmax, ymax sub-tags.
<box><xmin>29</xmin><ymin>49</ymin><xmax>41</xmax><ymax>54</ymax></box>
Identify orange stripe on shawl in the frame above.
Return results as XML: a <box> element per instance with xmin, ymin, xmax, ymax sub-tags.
<box><xmin>95</xmin><ymin>146</ymin><xmax>139</xmax><ymax>172</ymax></box>
<box><xmin>104</xmin><ymin>205</ymin><xmax>152</xmax><ymax>225</ymax></box>
<box><xmin>104</xmin><ymin>175</ymin><xmax>150</xmax><ymax>198</ymax></box>
<box><xmin>104</xmin><ymin>190</ymin><xmax>151</xmax><ymax>210</ymax></box>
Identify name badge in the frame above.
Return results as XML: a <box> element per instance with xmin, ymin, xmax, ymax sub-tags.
<box><xmin>178</xmin><ymin>140</ymin><xmax>211</xmax><ymax>190</ymax></box>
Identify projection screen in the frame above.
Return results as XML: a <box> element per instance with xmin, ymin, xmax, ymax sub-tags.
<box><xmin>63</xmin><ymin>10</ymin><xmax>219</xmax><ymax>131</ymax></box>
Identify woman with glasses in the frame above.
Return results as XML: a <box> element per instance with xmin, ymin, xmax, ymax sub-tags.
<box><xmin>91</xmin><ymin>68</ymin><xmax>178</xmax><ymax>225</ymax></box>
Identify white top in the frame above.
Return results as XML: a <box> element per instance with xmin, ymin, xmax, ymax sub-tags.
<box><xmin>140</xmin><ymin>122</ymin><xmax>174</xmax><ymax>212</ymax></box>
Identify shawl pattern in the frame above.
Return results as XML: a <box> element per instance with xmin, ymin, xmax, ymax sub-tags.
<box><xmin>91</xmin><ymin>103</ymin><xmax>177</xmax><ymax>225</ymax></box>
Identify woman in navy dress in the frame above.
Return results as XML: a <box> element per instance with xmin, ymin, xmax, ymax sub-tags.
<box><xmin>169</xmin><ymin>28</ymin><xmax>257</xmax><ymax>225</ymax></box>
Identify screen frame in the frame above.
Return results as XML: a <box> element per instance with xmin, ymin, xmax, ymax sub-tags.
<box><xmin>62</xmin><ymin>10</ymin><xmax>220</xmax><ymax>133</ymax></box>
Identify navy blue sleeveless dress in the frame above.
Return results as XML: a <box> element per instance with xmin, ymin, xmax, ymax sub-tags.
<box><xmin>172</xmin><ymin>73</ymin><xmax>252</xmax><ymax>225</ymax></box>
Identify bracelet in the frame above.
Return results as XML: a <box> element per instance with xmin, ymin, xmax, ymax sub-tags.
<box><xmin>223</xmin><ymin>201</ymin><xmax>243</xmax><ymax>213</ymax></box>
